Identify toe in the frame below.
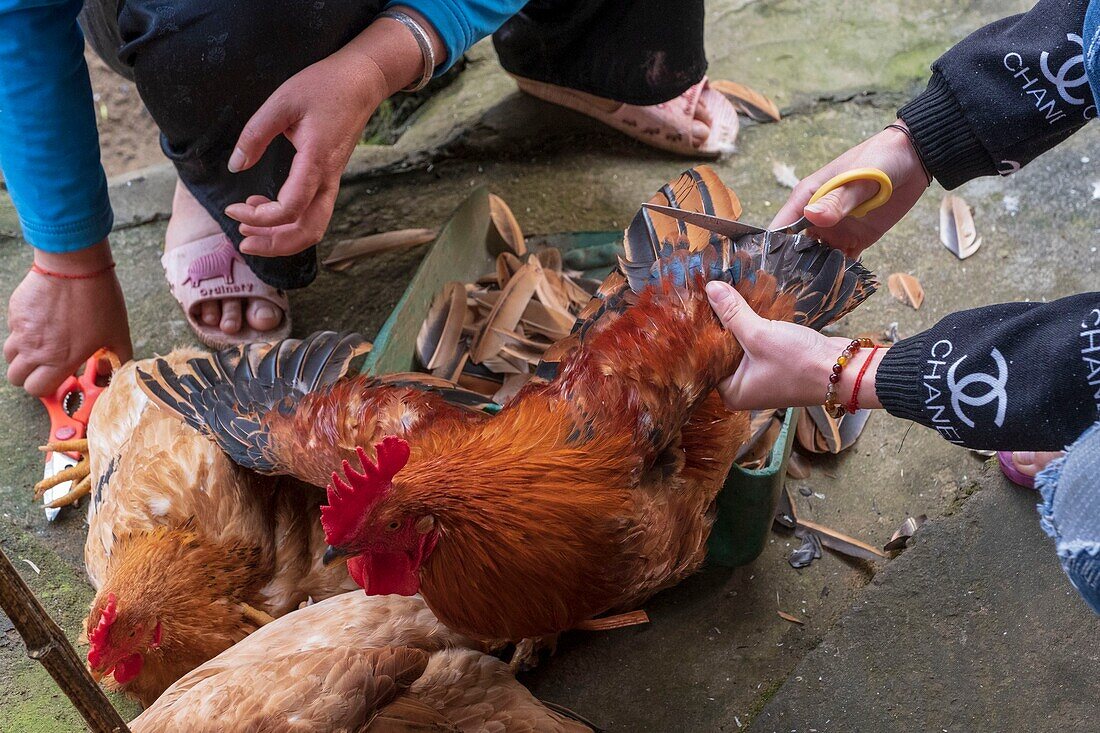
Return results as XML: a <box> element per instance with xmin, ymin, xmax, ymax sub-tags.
<box><xmin>246</xmin><ymin>299</ymin><xmax>284</xmax><ymax>332</ymax></box>
<box><xmin>1011</xmin><ymin>451</ymin><xmax>1063</xmax><ymax>477</ymax></box>
<box><xmin>691</xmin><ymin>119</ymin><xmax>710</xmax><ymax>146</ymax></box>
<box><xmin>695</xmin><ymin>96</ymin><xmax>713</xmax><ymax>127</ymax></box>
<box><xmin>199</xmin><ymin>301</ymin><xmax>221</xmax><ymax>327</ymax></box>
<box><xmin>220</xmin><ymin>299</ymin><xmax>243</xmax><ymax>335</ymax></box>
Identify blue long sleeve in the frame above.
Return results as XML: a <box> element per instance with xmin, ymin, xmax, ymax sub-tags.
<box><xmin>388</xmin><ymin>0</ymin><xmax>526</xmax><ymax>71</ymax></box>
<box><xmin>0</xmin><ymin>0</ymin><xmax>112</xmax><ymax>252</ymax></box>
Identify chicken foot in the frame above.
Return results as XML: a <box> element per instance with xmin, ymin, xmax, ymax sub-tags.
<box><xmin>46</xmin><ymin>476</ymin><xmax>93</xmax><ymax>509</ymax></box>
<box><xmin>35</xmin><ymin>440</ymin><xmax>91</xmax><ymax>505</ymax></box>
<box><xmin>34</xmin><ymin>460</ymin><xmax>90</xmax><ymax>499</ymax></box>
<box><xmin>39</xmin><ymin>438</ymin><xmax>90</xmax><ymax>455</ymax></box>
<box><xmin>508</xmin><ymin>634</ymin><xmax>559</xmax><ymax>673</ymax></box>
<box><xmin>238</xmin><ymin>603</ymin><xmax>275</xmax><ymax>627</ymax></box>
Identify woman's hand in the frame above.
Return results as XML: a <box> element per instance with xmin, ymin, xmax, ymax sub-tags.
<box><xmin>225</xmin><ymin>9</ymin><xmax>444</xmax><ymax>257</ymax></box>
<box><xmin>5</xmin><ymin>241</ymin><xmax>133</xmax><ymax>397</ymax></box>
<box><xmin>769</xmin><ymin>121</ymin><xmax>930</xmax><ymax>258</ymax></box>
<box><xmin>705</xmin><ymin>281</ymin><xmax>884</xmax><ymax>411</ymax></box>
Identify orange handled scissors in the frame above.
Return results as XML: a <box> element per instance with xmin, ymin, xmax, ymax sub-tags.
<box><xmin>39</xmin><ymin>350</ymin><xmax>114</xmax><ymax>520</ymax></box>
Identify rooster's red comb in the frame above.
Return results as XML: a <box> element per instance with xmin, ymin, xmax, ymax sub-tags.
<box><xmin>321</xmin><ymin>436</ymin><xmax>411</xmax><ymax>547</ymax></box>
<box><xmin>87</xmin><ymin>592</ymin><xmax>117</xmax><ymax>667</ymax></box>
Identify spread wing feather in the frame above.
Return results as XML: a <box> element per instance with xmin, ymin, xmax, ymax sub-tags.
<box><xmin>138</xmin><ymin>331</ymin><xmax>488</xmax><ymax>486</ymax></box>
<box><xmin>528</xmin><ymin>166</ymin><xmax>875</xmax><ymax>460</ymax></box>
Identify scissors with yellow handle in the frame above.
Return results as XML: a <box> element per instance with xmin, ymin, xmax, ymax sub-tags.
<box><xmin>778</xmin><ymin>167</ymin><xmax>893</xmax><ymax>233</ymax></box>
<box><xmin>642</xmin><ymin>167</ymin><xmax>893</xmax><ymax>239</ymax></box>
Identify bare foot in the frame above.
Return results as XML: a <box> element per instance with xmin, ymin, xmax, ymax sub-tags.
<box><xmin>1010</xmin><ymin>451</ymin><xmax>1063</xmax><ymax>478</ymax></box>
<box><xmin>165</xmin><ymin>182</ymin><xmax>284</xmax><ymax>336</ymax></box>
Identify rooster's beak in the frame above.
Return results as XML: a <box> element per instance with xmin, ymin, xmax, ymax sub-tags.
<box><xmin>89</xmin><ymin>668</ymin><xmax>105</xmax><ymax>683</ymax></box>
<box><xmin>323</xmin><ymin>545</ymin><xmax>351</xmax><ymax>566</ymax></box>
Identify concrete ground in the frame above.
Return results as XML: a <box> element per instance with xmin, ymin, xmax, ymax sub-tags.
<box><xmin>2</xmin><ymin>0</ymin><xmax>1098</xmax><ymax>730</ymax></box>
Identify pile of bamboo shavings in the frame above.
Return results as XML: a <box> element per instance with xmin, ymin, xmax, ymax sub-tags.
<box><xmin>416</xmin><ymin>195</ymin><xmax>599</xmax><ymax>406</ymax></box>
<box><xmin>415</xmin><ymin>192</ymin><xmax>788</xmax><ymax>470</ymax></box>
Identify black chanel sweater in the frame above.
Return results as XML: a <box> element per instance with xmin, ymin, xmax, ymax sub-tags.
<box><xmin>877</xmin><ymin>294</ymin><xmax>1100</xmax><ymax>450</ymax></box>
<box><xmin>898</xmin><ymin>0</ymin><xmax>1094</xmax><ymax>190</ymax></box>
<box><xmin>876</xmin><ymin>1</ymin><xmax>1098</xmax><ymax>449</ymax></box>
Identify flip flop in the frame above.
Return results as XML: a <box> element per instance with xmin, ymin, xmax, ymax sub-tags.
<box><xmin>161</xmin><ymin>233</ymin><xmax>292</xmax><ymax>349</ymax></box>
<box><xmin>997</xmin><ymin>451</ymin><xmax>1036</xmax><ymax>489</ymax></box>
<box><xmin>511</xmin><ymin>74</ymin><xmax>740</xmax><ymax>157</ymax></box>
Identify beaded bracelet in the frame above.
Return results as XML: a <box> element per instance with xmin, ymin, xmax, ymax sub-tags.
<box><xmin>824</xmin><ymin>337</ymin><xmax>873</xmax><ymax>418</ymax></box>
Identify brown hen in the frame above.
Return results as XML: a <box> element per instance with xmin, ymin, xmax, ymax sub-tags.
<box><xmin>130</xmin><ymin>593</ymin><xmax>594</xmax><ymax>732</ymax></box>
<box><xmin>80</xmin><ymin>338</ymin><xmax>367</xmax><ymax>704</ymax></box>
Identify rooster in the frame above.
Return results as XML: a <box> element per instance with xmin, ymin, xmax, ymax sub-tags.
<box><xmin>73</xmin><ymin>335</ymin><xmax>367</xmax><ymax>704</ymax></box>
<box><xmin>139</xmin><ymin>167</ymin><xmax>875</xmax><ymax>644</ymax></box>
<box><xmin>129</xmin><ymin>593</ymin><xmax>595</xmax><ymax>732</ymax></box>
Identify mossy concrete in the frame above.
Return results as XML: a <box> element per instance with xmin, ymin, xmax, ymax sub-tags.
<box><xmin>1</xmin><ymin>0</ymin><xmax>1095</xmax><ymax>730</ymax></box>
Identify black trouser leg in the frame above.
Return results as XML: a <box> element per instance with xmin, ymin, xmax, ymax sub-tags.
<box><xmin>493</xmin><ymin>0</ymin><xmax>707</xmax><ymax>106</ymax></box>
<box><xmin>101</xmin><ymin>0</ymin><xmax>385</xmax><ymax>289</ymax></box>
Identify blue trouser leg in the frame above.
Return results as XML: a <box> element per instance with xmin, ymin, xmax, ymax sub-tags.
<box><xmin>1036</xmin><ymin>421</ymin><xmax>1100</xmax><ymax>614</ymax></box>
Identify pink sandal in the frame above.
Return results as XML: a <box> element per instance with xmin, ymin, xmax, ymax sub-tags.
<box><xmin>161</xmin><ymin>233</ymin><xmax>291</xmax><ymax>349</ymax></box>
<box><xmin>512</xmin><ymin>75</ymin><xmax>741</xmax><ymax>157</ymax></box>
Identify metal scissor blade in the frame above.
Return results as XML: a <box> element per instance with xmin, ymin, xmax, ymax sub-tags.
<box><xmin>641</xmin><ymin>203</ymin><xmax>766</xmax><ymax>239</ymax></box>
<box><xmin>42</xmin><ymin>451</ymin><xmax>78</xmax><ymax>521</ymax></box>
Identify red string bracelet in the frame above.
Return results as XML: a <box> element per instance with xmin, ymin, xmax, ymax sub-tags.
<box><xmin>31</xmin><ymin>261</ymin><xmax>116</xmax><ymax>281</ymax></box>
<box><xmin>824</xmin><ymin>337</ymin><xmax>873</xmax><ymax>418</ymax></box>
<box><xmin>847</xmin><ymin>344</ymin><xmax>880</xmax><ymax>415</ymax></box>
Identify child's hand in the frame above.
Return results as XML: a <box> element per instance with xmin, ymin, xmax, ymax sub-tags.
<box><xmin>769</xmin><ymin>121</ymin><xmax>930</xmax><ymax>258</ymax></box>
<box><xmin>705</xmin><ymin>281</ymin><xmax>884</xmax><ymax>411</ymax></box>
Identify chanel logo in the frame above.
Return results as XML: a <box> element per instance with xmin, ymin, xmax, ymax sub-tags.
<box><xmin>1040</xmin><ymin>34</ymin><xmax>1090</xmax><ymax>106</ymax></box>
<box><xmin>947</xmin><ymin>349</ymin><xmax>1009</xmax><ymax>428</ymax></box>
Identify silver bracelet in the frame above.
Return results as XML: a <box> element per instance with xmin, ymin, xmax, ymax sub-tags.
<box><xmin>378</xmin><ymin>10</ymin><xmax>435</xmax><ymax>92</ymax></box>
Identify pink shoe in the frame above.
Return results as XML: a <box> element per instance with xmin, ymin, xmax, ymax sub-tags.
<box><xmin>512</xmin><ymin>75</ymin><xmax>741</xmax><ymax>157</ymax></box>
<box><xmin>162</xmin><ymin>233</ymin><xmax>291</xmax><ymax>348</ymax></box>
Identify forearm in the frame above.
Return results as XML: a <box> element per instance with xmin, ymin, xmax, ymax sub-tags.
<box><xmin>898</xmin><ymin>0</ymin><xmax>1093</xmax><ymax>190</ymax></box>
<box><xmin>389</xmin><ymin>0</ymin><xmax>527</xmax><ymax>71</ymax></box>
<box><xmin>333</xmin><ymin>6</ymin><xmax>447</xmax><ymax>100</ymax></box>
<box><xmin>0</xmin><ymin>0</ymin><xmax>112</xmax><ymax>251</ymax></box>
<box><xmin>33</xmin><ymin>239</ymin><xmax>114</xmax><ymax>274</ymax></box>
<box><xmin>872</xmin><ymin>294</ymin><xmax>1100</xmax><ymax>450</ymax></box>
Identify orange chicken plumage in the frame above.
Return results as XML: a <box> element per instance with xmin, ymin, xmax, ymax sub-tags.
<box><xmin>130</xmin><ymin>592</ymin><xmax>594</xmax><ymax>732</ymax></box>
<box><xmin>80</xmin><ymin>339</ymin><xmax>366</xmax><ymax>704</ymax></box>
<box><xmin>141</xmin><ymin>167</ymin><xmax>875</xmax><ymax>644</ymax></box>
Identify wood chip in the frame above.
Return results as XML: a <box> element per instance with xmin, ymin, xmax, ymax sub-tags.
<box><xmin>487</xmin><ymin>193</ymin><xmax>526</xmax><ymax>256</ymax></box>
<box><xmin>940</xmin><ymin>194</ymin><xmax>981</xmax><ymax>259</ymax></box>
<box><xmin>536</xmin><ymin>247</ymin><xmax>563</xmax><ymax>272</ymax></box>
<box><xmin>494</xmin><ymin>252</ymin><xmax>523</xmax><ymax>289</ymax></box>
<box><xmin>711</xmin><ymin>79</ymin><xmax>782</xmax><ymax>122</ymax></box>
<box><xmin>471</xmin><ymin>263</ymin><xmax>539</xmax><ymax>363</ymax></box>
<box><xmin>777</xmin><ymin>610</ymin><xmax>804</xmax><ymax>625</ymax></box>
<box><xmin>787</xmin><ymin>451</ymin><xmax>811</xmax><ymax>480</ymax></box>
<box><xmin>798</xmin><ymin>519</ymin><xmax>887</xmax><ymax>562</ymax></box>
<box><xmin>323</xmin><ymin>228</ymin><xmax>436</xmax><ymax>271</ymax></box>
<box><xmin>574</xmin><ymin>610</ymin><xmax>650</xmax><ymax>631</ymax></box>
<box><xmin>529</xmin><ymin>256</ymin><xmax>574</xmax><ymax>318</ymax></box>
<box><xmin>418</xmin><ymin>282</ymin><xmax>468</xmax><ymax>371</ymax></box>
<box><xmin>493</xmin><ymin>374</ymin><xmax>529</xmax><ymax>406</ymax></box>
<box><xmin>883</xmin><ymin>514</ymin><xmax>928</xmax><ymax>552</ymax></box>
<box><xmin>887</xmin><ymin>273</ymin><xmax>924</xmax><ymax>310</ymax></box>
